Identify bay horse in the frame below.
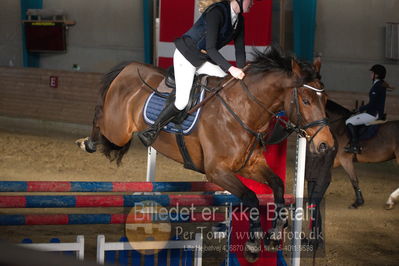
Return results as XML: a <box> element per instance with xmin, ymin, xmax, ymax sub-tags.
<box><xmin>76</xmin><ymin>47</ymin><xmax>334</xmax><ymax>262</ymax></box>
<box><xmin>326</xmin><ymin>99</ymin><xmax>399</xmax><ymax>208</ymax></box>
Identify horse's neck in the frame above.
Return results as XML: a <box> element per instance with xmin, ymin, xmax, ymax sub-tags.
<box><xmin>224</xmin><ymin>76</ymin><xmax>285</xmax><ymax>131</ymax></box>
<box><xmin>326</xmin><ymin>109</ymin><xmax>348</xmax><ymax>135</ymax></box>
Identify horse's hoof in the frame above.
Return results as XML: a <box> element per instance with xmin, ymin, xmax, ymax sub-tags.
<box><xmin>75</xmin><ymin>137</ymin><xmax>88</xmax><ymax>151</ymax></box>
<box><xmin>75</xmin><ymin>137</ymin><xmax>96</xmax><ymax>153</ymax></box>
<box><xmin>244</xmin><ymin>240</ymin><xmax>261</xmax><ymax>263</ymax></box>
<box><xmin>264</xmin><ymin>239</ymin><xmax>280</xmax><ymax>252</ymax></box>
<box><xmin>349</xmin><ymin>201</ymin><xmax>363</xmax><ymax>209</ymax></box>
<box><xmin>384</xmin><ymin>203</ymin><xmax>394</xmax><ymax>210</ymax></box>
<box><xmin>302</xmin><ymin>237</ymin><xmax>324</xmax><ymax>250</ymax></box>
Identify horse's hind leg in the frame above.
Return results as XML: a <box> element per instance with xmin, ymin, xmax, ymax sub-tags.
<box><xmin>340</xmin><ymin>156</ymin><xmax>364</xmax><ymax>208</ymax></box>
<box><xmin>76</xmin><ymin>112</ymin><xmax>101</xmax><ymax>153</ymax></box>
<box><xmin>207</xmin><ymin>169</ymin><xmax>262</xmax><ymax>263</ymax></box>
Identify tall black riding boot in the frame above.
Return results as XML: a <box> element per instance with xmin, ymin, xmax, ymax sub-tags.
<box><xmin>345</xmin><ymin>123</ymin><xmax>361</xmax><ymax>154</ymax></box>
<box><xmin>137</xmin><ymin>104</ymin><xmax>181</xmax><ymax>147</ymax></box>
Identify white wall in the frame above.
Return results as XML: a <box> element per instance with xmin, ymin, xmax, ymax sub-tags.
<box><xmin>315</xmin><ymin>0</ymin><xmax>399</xmax><ymax>94</ymax></box>
<box><xmin>0</xmin><ymin>0</ymin><xmax>22</xmax><ymax>67</ymax></box>
<box><xmin>40</xmin><ymin>0</ymin><xmax>144</xmax><ymax>72</ymax></box>
<box><xmin>0</xmin><ymin>0</ymin><xmax>144</xmax><ymax>73</ymax></box>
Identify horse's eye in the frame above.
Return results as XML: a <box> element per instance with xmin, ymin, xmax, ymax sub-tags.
<box><xmin>303</xmin><ymin>99</ymin><xmax>310</xmax><ymax>105</ymax></box>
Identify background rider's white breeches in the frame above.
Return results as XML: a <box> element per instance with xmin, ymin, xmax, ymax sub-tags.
<box><xmin>345</xmin><ymin>113</ymin><xmax>378</xmax><ymax>126</ymax></box>
<box><xmin>173</xmin><ymin>49</ymin><xmax>227</xmax><ymax>111</ymax></box>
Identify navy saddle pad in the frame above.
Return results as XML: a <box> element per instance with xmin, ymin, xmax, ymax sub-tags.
<box><xmin>358</xmin><ymin>124</ymin><xmax>380</xmax><ymax>141</ymax></box>
<box><xmin>143</xmin><ymin>90</ymin><xmax>205</xmax><ymax>135</ymax></box>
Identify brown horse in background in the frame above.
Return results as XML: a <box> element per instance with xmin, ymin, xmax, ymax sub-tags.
<box><xmin>76</xmin><ymin>47</ymin><xmax>334</xmax><ymax>262</ymax></box>
<box><xmin>326</xmin><ymin>99</ymin><xmax>399</xmax><ymax>208</ymax></box>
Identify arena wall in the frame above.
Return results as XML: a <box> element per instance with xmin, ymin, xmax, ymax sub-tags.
<box><xmin>0</xmin><ymin>66</ymin><xmax>100</xmax><ymax>125</ymax></box>
<box><xmin>1</xmin><ymin>67</ymin><xmax>399</xmax><ymax>130</ymax></box>
<box><xmin>315</xmin><ymin>0</ymin><xmax>399</xmax><ymax>94</ymax></box>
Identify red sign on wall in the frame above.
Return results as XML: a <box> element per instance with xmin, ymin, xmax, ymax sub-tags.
<box><xmin>49</xmin><ymin>76</ymin><xmax>58</xmax><ymax>88</ymax></box>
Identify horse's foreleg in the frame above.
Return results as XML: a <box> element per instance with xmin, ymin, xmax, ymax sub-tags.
<box><xmin>239</xmin><ymin>160</ymin><xmax>286</xmax><ymax>252</ymax></box>
<box><xmin>340</xmin><ymin>156</ymin><xmax>364</xmax><ymax>208</ymax></box>
<box><xmin>207</xmin><ymin>169</ymin><xmax>262</xmax><ymax>263</ymax></box>
<box><xmin>307</xmin><ymin>180</ymin><xmax>329</xmax><ymax>250</ymax></box>
<box><xmin>263</xmin><ymin>172</ymin><xmax>287</xmax><ymax>252</ymax></box>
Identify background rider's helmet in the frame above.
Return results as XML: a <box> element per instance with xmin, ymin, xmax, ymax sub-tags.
<box><xmin>370</xmin><ymin>64</ymin><xmax>386</xmax><ymax>79</ymax></box>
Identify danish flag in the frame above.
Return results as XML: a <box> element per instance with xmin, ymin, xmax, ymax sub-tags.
<box><xmin>157</xmin><ymin>0</ymin><xmax>273</xmax><ymax>68</ymax></box>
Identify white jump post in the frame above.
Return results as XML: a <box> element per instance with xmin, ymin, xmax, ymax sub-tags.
<box><xmin>18</xmin><ymin>235</ymin><xmax>85</xmax><ymax>260</ymax></box>
<box><xmin>291</xmin><ymin>136</ymin><xmax>307</xmax><ymax>266</ymax></box>
<box><xmin>146</xmin><ymin>147</ymin><xmax>157</xmax><ymax>181</ymax></box>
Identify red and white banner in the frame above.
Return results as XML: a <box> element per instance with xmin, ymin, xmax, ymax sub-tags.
<box><xmin>157</xmin><ymin>0</ymin><xmax>272</xmax><ymax>68</ymax></box>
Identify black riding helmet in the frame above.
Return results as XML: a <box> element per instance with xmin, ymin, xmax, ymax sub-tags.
<box><xmin>370</xmin><ymin>64</ymin><xmax>386</xmax><ymax>80</ymax></box>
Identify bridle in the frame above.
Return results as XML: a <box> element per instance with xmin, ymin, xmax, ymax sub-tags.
<box><xmin>217</xmin><ymin>79</ymin><xmax>329</xmax><ymax>171</ymax></box>
<box><xmin>290</xmin><ymin>84</ymin><xmax>329</xmax><ymax>143</ymax></box>
<box><xmin>234</xmin><ymin>80</ymin><xmax>329</xmax><ymax>142</ymax></box>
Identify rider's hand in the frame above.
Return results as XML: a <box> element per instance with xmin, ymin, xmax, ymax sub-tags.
<box><xmin>228</xmin><ymin>66</ymin><xmax>245</xmax><ymax>80</ymax></box>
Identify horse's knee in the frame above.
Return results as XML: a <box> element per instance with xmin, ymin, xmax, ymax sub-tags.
<box><xmin>241</xmin><ymin>190</ymin><xmax>259</xmax><ymax>209</ymax></box>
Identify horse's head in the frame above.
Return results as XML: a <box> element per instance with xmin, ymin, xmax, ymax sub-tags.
<box><xmin>284</xmin><ymin>58</ymin><xmax>335</xmax><ymax>154</ymax></box>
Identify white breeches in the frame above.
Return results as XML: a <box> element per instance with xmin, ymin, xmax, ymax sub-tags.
<box><xmin>345</xmin><ymin>113</ymin><xmax>378</xmax><ymax>126</ymax></box>
<box><xmin>173</xmin><ymin>49</ymin><xmax>227</xmax><ymax>110</ymax></box>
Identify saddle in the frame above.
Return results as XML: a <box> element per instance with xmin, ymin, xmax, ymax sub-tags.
<box><xmin>158</xmin><ymin>66</ymin><xmax>209</xmax><ymax>124</ymax></box>
<box><xmin>366</xmin><ymin>113</ymin><xmax>387</xmax><ymax>126</ymax></box>
<box><xmin>356</xmin><ymin>114</ymin><xmax>387</xmax><ymax>141</ymax></box>
<box><xmin>144</xmin><ymin>67</ymin><xmax>211</xmax><ymax>173</ymax></box>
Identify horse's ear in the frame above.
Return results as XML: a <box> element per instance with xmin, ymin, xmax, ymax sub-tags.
<box><xmin>291</xmin><ymin>59</ymin><xmax>302</xmax><ymax>80</ymax></box>
<box><xmin>313</xmin><ymin>56</ymin><xmax>322</xmax><ymax>74</ymax></box>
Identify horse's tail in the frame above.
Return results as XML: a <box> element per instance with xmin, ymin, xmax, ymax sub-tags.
<box><xmin>93</xmin><ymin>61</ymin><xmax>133</xmax><ymax>165</ymax></box>
<box><xmin>100</xmin><ymin>135</ymin><xmax>132</xmax><ymax>166</ymax></box>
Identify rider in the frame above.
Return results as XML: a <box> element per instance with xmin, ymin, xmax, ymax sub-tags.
<box><xmin>138</xmin><ymin>0</ymin><xmax>253</xmax><ymax>147</ymax></box>
<box><xmin>345</xmin><ymin>64</ymin><xmax>387</xmax><ymax>153</ymax></box>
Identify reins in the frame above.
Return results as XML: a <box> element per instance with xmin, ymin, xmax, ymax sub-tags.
<box><xmin>239</xmin><ymin>79</ymin><xmax>328</xmax><ymax>141</ymax></box>
<box><xmin>215</xmin><ymin>75</ymin><xmax>329</xmax><ymax>171</ymax></box>
<box><xmin>187</xmin><ymin>65</ymin><xmax>251</xmax><ymax>114</ymax></box>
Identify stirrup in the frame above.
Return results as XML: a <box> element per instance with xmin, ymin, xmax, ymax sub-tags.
<box><xmin>344</xmin><ymin>144</ymin><xmax>361</xmax><ymax>154</ymax></box>
<box><xmin>137</xmin><ymin>124</ymin><xmax>162</xmax><ymax>147</ymax></box>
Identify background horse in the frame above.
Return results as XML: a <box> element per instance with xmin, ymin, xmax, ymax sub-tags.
<box><xmin>326</xmin><ymin>99</ymin><xmax>399</xmax><ymax>208</ymax></box>
<box><xmin>76</xmin><ymin>47</ymin><xmax>334</xmax><ymax>262</ymax></box>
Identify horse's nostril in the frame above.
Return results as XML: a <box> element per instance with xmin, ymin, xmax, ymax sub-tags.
<box><xmin>318</xmin><ymin>142</ymin><xmax>328</xmax><ymax>152</ymax></box>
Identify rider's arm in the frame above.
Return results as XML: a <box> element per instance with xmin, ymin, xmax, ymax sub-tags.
<box><xmin>234</xmin><ymin>18</ymin><xmax>246</xmax><ymax>68</ymax></box>
<box><xmin>205</xmin><ymin>7</ymin><xmax>232</xmax><ymax>72</ymax></box>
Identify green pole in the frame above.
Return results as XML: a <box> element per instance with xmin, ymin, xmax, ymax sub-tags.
<box><xmin>293</xmin><ymin>0</ymin><xmax>317</xmax><ymax>61</ymax></box>
<box><xmin>143</xmin><ymin>0</ymin><xmax>153</xmax><ymax>64</ymax></box>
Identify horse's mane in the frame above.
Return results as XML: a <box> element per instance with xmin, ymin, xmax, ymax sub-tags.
<box><xmin>326</xmin><ymin>99</ymin><xmax>351</xmax><ymax>117</ymax></box>
<box><xmin>298</xmin><ymin>61</ymin><xmax>321</xmax><ymax>82</ymax></box>
<box><xmin>248</xmin><ymin>46</ymin><xmax>293</xmax><ymax>75</ymax></box>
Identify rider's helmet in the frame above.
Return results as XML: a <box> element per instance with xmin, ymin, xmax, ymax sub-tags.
<box><xmin>370</xmin><ymin>64</ymin><xmax>386</xmax><ymax>80</ymax></box>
